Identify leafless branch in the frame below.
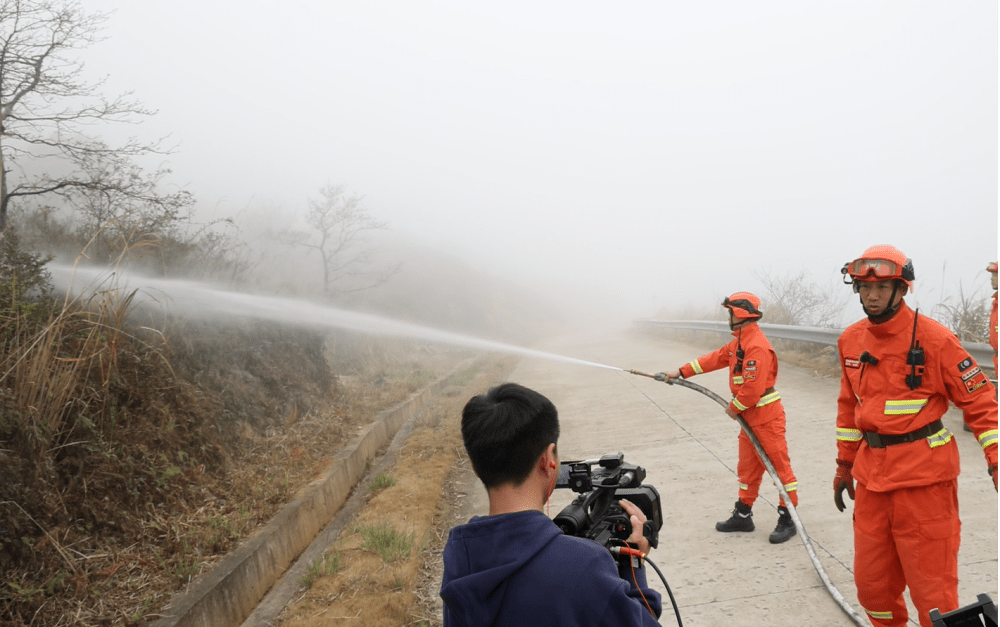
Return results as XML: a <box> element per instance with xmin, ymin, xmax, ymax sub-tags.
<box><xmin>751</xmin><ymin>268</ymin><xmax>848</xmax><ymax>328</ymax></box>
<box><xmin>279</xmin><ymin>183</ymin><xmax>398</xmax><ymax>298</ymax></box>
<box><xmin>0</xmin><ymin>0</ymin><xmax>166</xmax><ymax>231</ymax></box>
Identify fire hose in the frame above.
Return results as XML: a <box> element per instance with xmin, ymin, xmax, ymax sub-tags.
<box><xmin>626</xmin><ymin>370</ymin><xmax>868</xmax><ymax>627</ymax></box>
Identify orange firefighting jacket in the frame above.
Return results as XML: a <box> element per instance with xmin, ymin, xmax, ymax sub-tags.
<box><xmin>990</xmin><ymin>292</ymin><xmax>997</xmax><ymax>372</ymax></box>
<box><xmin>836</xmin><ymin>302</ymin><xmax>999</xmax><ymax>492</ymax></box>
<box><xmin>678</xmin><ymin>321</ymin><xmax>781</xmax><ymax>427</ymax></box>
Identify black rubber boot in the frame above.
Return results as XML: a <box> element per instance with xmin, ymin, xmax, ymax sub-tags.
<box><xmin>716</xmin><ymin>500</ymin><xmax>754</xmax><ymax>532</ymax></box>
<box><xmin>769</xmin><ymin>506</ymin><xmax>797</xmax><ymax>544</ymax></box>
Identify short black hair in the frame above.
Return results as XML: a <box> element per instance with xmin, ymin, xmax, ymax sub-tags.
<box><xmin>461</xmin><ymin>383</ymin><xmax>560</xmax><ymax>489</ymax></box>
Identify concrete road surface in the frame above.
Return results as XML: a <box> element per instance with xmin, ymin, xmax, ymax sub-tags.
<box><xmin>464</xmin><ymin>328</ymin><xmax>999</xmax><ymax>627</ymax></box>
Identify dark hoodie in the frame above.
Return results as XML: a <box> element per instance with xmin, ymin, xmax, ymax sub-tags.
<box><xmin>440</xmin><ymin>510</ymin><xmax>662</xmax><ymax>626</ymax></box>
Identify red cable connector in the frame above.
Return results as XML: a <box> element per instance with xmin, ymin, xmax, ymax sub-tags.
<box><xmin>609</xmin><ymin>546</ymin><xmax>655</xmax><ymax>618</ymax></box>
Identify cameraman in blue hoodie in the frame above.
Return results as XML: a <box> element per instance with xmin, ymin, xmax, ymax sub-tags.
<box><xmin>440</xmin><ymin>383</ymin><xmax>663</xmax><ymax>626</ymax></box>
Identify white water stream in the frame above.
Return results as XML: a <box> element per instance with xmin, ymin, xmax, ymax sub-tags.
<box><xmin>48</xmin><ymin>263</ymin><xmax>623</xmax><ymax>372</ymax></box>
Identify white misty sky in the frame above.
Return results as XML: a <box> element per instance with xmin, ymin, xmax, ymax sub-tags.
<box><xmin>80</xmin><ymin>1</ymin><xmax>997</xmax><ymax>323</ymax></box>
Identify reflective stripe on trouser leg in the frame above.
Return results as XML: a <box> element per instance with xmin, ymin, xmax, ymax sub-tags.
<box><xmin>736</xmin><ymin>405</ymin><xmax>798</xmax><ymax>507</ymax></box>
<box><xmin>854</xmin><ymin>481</ymin><xmax>960</xmax><ymax>627</ymax></box>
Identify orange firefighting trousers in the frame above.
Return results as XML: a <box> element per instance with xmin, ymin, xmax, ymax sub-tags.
<box><xmin>736</xmin><ymin>408</ymin><xmax>798</xmax><ymax>508</ymax></box>
<box><xmin>853</xmin><ymin>480</ymin><xmax>960</xmax><ymax>627</ymax></box>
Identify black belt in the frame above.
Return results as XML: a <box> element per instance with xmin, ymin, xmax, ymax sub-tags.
<box><xmin>862</xmin><ymin>419</ymin><xmax>944</xmax><ymax>449</ymax></box>
<box><xmin>732</xmin><ymin>387</ymin><xmax>777</xmax><ymax>401</ymax></box>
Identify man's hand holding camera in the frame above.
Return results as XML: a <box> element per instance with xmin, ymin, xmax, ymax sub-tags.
<box><xmin>618</xmin><ymin>498</ymin><xmax>652</xmax><ymax>555</ymax></box>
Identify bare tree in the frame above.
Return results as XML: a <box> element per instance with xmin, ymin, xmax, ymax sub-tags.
<box><xmin>752</xmin><ymin>269</ymin><xmax>848</xmax><ymax>328</ymax></box>
<box><xmin>281</xmin><ymin>184</ymin><xmax>399</xmax><ymax>298</ymax></box>
<box><xmin>0</xmin><ymin>0</ymin><xmax>166</xmax><ymax>232</ymax></box>
<box><xmin>68</xmin><ymin>153</ymin><xmax>194</xmax><ymax>264</ymax></box>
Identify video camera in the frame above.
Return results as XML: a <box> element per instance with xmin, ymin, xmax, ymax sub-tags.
<box><xmin>929</xmin><ymin>593</ymin><xmax>997</xmax><ymax>627</ymax></box>
<box><xmin>553</xmin><ymin>452</ymin><xmax>663</xmax><ymax>554</ymax></box>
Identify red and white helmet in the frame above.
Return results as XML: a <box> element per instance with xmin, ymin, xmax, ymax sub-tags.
<box><xmin>842</xmin><ymin>245</ymin><xmax>914</xmax><ymax>291</ymax></box>
<box><xmin>988</xmin><ymin>261</ymin><xmax>998</xmax><ymax>273</ymax></box>
<box><xmin>722</xmin><ymin>291</ymin><xmax>763</xmax><ymax>320</ymax></box>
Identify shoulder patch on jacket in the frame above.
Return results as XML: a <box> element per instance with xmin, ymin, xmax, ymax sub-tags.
<box><xmin>963</xmin><ymin>369</ymin><xmax>989</xmax><ymax>394</ymax></box>
<box><xmin>844</xmin><ymin>356</ymin><xmax>861</xmax><ymax>369</ymax></box>
<box><xmin>957</xmin><ymin>357</ymin><xmax>974</xmax><ymax>372</ymax></box>
<box><xmin>961</xmin><ymin>366</ymin><xmax>982</xmax><ymax>381</ymax></box>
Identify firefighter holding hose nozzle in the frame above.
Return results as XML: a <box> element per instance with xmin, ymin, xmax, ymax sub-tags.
<box><xmin>834</xmin><ymin>245</ymin><xmax>998</xmax><ymax>627</ymax></box>
<box><xmin>656</xmin><ymin>291</ymin><xmax>800</xmax><ymax>545</ymax></box>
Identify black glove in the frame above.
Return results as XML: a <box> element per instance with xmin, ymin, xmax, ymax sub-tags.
<box><xmin>833</xmin><ymin>459</ymin><xmax>855</xmax><ymax>512</ymax></box>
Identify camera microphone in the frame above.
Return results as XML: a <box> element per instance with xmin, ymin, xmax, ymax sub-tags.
<box><xmin>618</xmin><ymin>471</ymin><xmax>635</xmax><ymax>487</ymax></box>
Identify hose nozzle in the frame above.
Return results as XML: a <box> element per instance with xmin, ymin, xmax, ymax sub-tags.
<box><xmin>628</xmin><ymin>369</ymin><xmax>672</xmax><ymax>383</ymax></box>
<box><xmin>627</xmin><ymin>369</ymin><xmax>656</xmax><ymax>378</ymax></box>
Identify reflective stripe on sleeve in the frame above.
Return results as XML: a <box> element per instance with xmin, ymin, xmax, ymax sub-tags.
<box><xmin>837</xmin><ymin>428</ymin><xmax>863</xmax><ymax>442</ymax></box>
<box><xmin>756</xmin><ymin>391</ymin><xmax>780</xmax><ymax>407</ymax></box>
<box><xmin>883</xmin><ymin>399</ymin><xmax>929</xmax><ymax>415</ymax></box>
<box><xmin>978</xmin><ymin>429</ymin><xmax>999</xmax><ymax>450</ymax></box>
<box><xmin>732</xmin><ymin>375</ymin><xmax>745</xmax><ymax>385</ymax></box>
<box><xmin>732</xmin><ymin>398</ymin><xmax>749</xmax><ymax>412</ymax></box>
<box><xmin>689</xmin><ymin>360</ymin><xmax>704</xmax><ymax>375</ymax></box>
<box><xmin>926</xmin><ymin>427</ymin><xmax>954</xmax><ymax>449</ymax></box>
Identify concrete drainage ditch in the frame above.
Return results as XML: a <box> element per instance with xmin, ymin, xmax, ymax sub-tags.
<box><xmin>150</xmin><ymin>358</ymin><xmax>479</xmax><ymax>627</ymax></box>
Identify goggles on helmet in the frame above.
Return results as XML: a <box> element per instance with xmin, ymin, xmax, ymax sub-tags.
<box><xmin>841</xmin><ymin>257</ymin><xmax>914</xmax><ymax>285</ymax></box>
<box><xmin>722</xmin><ymin>296</ymin><xmax>761</xmax><ymax>318</ymax></box>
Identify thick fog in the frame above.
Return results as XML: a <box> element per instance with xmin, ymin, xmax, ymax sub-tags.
<box><xmin>78</xmin><ymin>1</ymin><xmax>997</xmax><ymax>327</ymax></box>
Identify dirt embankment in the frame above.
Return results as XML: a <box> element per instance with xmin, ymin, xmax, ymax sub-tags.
<box><xmin>0</xmin><ymin>312</ymin><xmax>491</xmax><ymax>627</ymax></box>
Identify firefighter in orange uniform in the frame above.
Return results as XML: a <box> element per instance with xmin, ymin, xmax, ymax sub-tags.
<box><xmin>657</xmin><ymin>292</ymin><xmax>799</xmax><ymax>544</ymax></box>
<box><xmin>989</xmin><ymin>261</ymin><xmax>997</xmax><ymax>375</ymax></box>
<box><xmin>833</xmin><ymin>245</ymin><xmax>998</xmax><ymax>627</ymax></box>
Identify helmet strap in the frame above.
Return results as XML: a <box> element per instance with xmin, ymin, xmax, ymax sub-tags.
<box><xmin>728</xmin><ymin>315</ymin><xmax>757</xmax><ymax>331</ymax></box>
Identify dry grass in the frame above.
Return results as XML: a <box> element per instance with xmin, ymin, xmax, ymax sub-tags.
<box><xmin>275</xmin><ymin>356</ymin><xmax>513</xmax><ymax>627</ymax></box>
<box><xmin>0</xmin><ymin>269</ymin><xmax>480</xmax><ymax>626</ymax></box>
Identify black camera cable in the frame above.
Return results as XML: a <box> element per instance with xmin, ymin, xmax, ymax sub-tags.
<box><xmin>647</xmin><ymin>555</ymin><xmax>681</xmax><ymax>626</ymax></box>
<box><xmin>610</xmin><ymin>544</ymin><xmax>683</xmax><ymax>626</ymax></box>
<box><xmin>609</xmin><ymin>544</ymin><xmax>682</xmax><ymax>625</ymax></box>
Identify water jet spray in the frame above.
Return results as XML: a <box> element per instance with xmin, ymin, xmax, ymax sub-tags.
<box><xmin>48</xmin><ymin>263</ymin><xmax>624</xmax><ymax>374</ymax></box>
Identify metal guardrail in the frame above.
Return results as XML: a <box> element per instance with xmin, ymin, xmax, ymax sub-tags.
<box><xmin>634</xmin><ymin>319</ymin><xmax>996</xmax><ymax>373</ymax></box>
